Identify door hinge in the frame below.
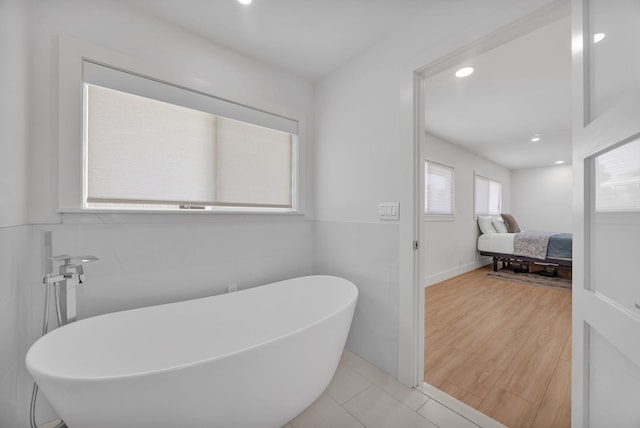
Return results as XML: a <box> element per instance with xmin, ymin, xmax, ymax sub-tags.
<box><xmin>413</xmin><ymin>240</ymin><xmax>419</xmax><ymax>250</ymax></box>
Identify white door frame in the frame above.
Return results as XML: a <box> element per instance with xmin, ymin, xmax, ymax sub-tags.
<box><xmin>571</xmin><ymin>4</ymin><xmax>589</xmax><ymax>424</ymax></box>
<box><xmin>410</xmin><ymin>0</ymin><xmax>570</xmax><ymax>387</ymax></box>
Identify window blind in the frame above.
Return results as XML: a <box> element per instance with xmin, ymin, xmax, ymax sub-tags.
<box><xmin>85</xmin><ymin>82</ymin><xmax>295</xmax><ymax>209</ymax></box>
<box><xmin>83</xmin><ymin>60</ymin><xmax>298</xmax><ymax>135</ymax></box>
<box><xmin>425</xmin><ymin>161</ymin><xmax>454</xmax><ymax>215</ymax></box>
<box><xmin>475</xmin><ymin>175</ymin><xmax>502</xmax><ymax>216</ymax></box>
<box><xmin>215</xmin><ymin>116</ymin><xmax>293</xmax><ymax>207</ymax></box>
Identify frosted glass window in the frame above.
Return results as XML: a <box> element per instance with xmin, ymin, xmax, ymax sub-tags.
<box><xmin>590</xmin><ymin>139</ymin><xmax>640</xmax><ymax>308</ymax></box>
<box><xmin>425</xmin><ymin>161</ymin><xmax>454</xmax><ymax>215</ymax></box>
<box><xmin>594</xmin><ymin>138</ymin><xmax>640</xmax><ymax>212</ymax></box>
<box><xmin>85</xmin><ymin>84</ymin><xmax>295</xmax><ymax>210</ymax></box>
<box><xmin>475</xmin><ymin>175</ymin><xmax>502</xmax><ymax>216</ymax></box>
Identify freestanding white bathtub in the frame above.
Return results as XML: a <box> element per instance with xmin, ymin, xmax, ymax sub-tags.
<box><xmin>26</xmin><ymin>275</ymin><xmax>357</xmax><ymax>428</ymax></box>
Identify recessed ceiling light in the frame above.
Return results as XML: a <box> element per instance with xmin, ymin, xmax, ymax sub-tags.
<box><xmin>455</xmin><ymin>67</ymin><xmax>475</xmax><ymax>78</ymax></box>
<box><xmin>555</xmin><ymin>160</ymin><xmax>565</xmax><ymax>164</ymax></box>
<box><xmin>531</xmin><ymin>136</ymin><xmax>541</xmax><ymax>143</ymax></box>
<box><xmin>238</xmin><ymin>0</ymin><xmax>252</xmax><ymax>4</ymax></box>
<box><xmin>593</xmin><ymin>33</ymin><xmax>605</xmax><ymax>43</ymax></box>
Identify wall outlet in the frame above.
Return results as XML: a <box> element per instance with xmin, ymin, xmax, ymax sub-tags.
<box><xmin>227</xmin><ymin>284</ymin><xmax>238</xmax><ymax>293</ymax></box>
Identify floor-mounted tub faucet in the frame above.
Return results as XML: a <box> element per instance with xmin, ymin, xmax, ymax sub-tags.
<box><xmin>43</xmin><ymin>254</ymin><xmax>99</xmax><ymax>325</ymax></box>
<box><xmin>32</xmin><ymin>253</ymin><xmax>99</xmax><ymax>428</ymax></box>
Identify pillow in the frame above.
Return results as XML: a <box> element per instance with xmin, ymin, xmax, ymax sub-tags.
<box><xmin>478</xmin><ymin>216</ymin><xmax>498</xmax><ymax>234</ymax></box>
<box><xmin>492</xmin><ymin>216</ymin><xmax>509</xmax><ymax>233</ymax></box>
<box><xmin>501</xmin><ymin>213</ymin><xmax>521</xmax><ymax>233</ymax></box>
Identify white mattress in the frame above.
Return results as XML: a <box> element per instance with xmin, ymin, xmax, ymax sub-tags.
<box><xmin>478</xmin><ymin>233</ymin><xmax>516</xmax><ymax>254</ymax></box>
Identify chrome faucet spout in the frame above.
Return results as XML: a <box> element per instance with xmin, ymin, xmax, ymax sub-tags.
<box><xmin>48</xmin><ymin>254</ymin><xmax>99</xmax><ymax>325</ymax></box>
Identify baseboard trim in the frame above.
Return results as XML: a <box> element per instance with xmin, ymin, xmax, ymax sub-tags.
<box><xmin>424</xmin><ymin>259</ymin><xmax>491</xmax><ymax>288</ymax></box>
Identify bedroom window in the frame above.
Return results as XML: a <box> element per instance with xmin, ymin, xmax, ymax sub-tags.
<box><xmin>475</xmin><ymin>174</ymin><xmax>502</xmax><ymax>217</ymax></box>
<box><xmin>82</xmin><ymin>61</ymin><xmax>298</xmax><ymax>212</ymax></box>
<box><xmin>425</xmin><ymin>161</ymin><xmax>454</xmax><ymax>216</ymax></box>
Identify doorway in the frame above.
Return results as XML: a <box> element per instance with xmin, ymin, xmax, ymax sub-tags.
<box><xmin>416</xmin><ymin>4</ymin><xmax>573</xmax><ymax>427</ymax></box>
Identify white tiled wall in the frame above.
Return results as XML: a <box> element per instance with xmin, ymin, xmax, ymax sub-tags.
<box><xmin>30</xmin><ymin>219</ymin><xmax>314</xmax><ymax>320</ymax></box>
<box><xmin>313</xmin><ymin>221</ymin><xmax>400</xmax><ymax>378</ymax></box>
<box><xmin>0</xmin><ymin>226</ymin><xmax>32</xmax><ymax>428</ymax></box>
<box><xmin>16</xmin><ymin>219</ymin><xmax>314</xmax><ymax>426</ymax></box>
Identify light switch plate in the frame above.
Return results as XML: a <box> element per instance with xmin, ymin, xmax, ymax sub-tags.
<box><xmin>378</xmin><ymin>202</ymin><xmax>399</xmax><ymax>220</ymax></box>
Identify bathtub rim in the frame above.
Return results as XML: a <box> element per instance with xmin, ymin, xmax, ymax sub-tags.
<box><xmin>26</xmin><ymin>275</ymin><xmax>358</xmax><ymax>383</ymax></box>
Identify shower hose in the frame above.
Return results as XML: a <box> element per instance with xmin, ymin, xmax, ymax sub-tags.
<box><xmin>30</xmin><ymin>281</ymin><xmax>66</xmax><ymax>428</ymax></box>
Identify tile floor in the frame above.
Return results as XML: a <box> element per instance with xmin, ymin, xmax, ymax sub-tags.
<box><xmin>40</xmin><ymin>349</ymin><xmax>506</xmax><ymax>428</ymax></box>
<box><xmin>285</xmin><ymin>350</ymin><xmax>505</xmax><ymax>428</ymax></box>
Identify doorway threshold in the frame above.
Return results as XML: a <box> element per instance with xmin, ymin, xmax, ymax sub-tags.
<box><xmin>418</xmin><ymin>382</ymin><xmax>506</xmax><ymax>428</ymax></box>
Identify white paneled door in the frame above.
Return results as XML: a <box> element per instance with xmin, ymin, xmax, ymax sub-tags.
<box><xmin>572</xmin><ymin>1</ymin><xmax>640</xmax><ymax>427</ymax></box>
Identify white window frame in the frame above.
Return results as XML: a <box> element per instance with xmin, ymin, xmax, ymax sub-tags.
<box><xmin>474</xmin><ymin>173</ymin><xmax>502</xmax><ymax>218</ymax></box>
<box><xmin>424</xmin><ymin>160</ymin><xmax>455</xmax><ymax>220</ymax></box>
<box><xmin>58</xmin><ymin>36</ymin><xmax>306</xmax><ymax>216</ymax></box>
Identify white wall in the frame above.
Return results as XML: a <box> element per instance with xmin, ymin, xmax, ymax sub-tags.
<box><xmin>422</xmin><ymin>134</ymin><xmax>511</xmax><ymax>286</ymax></box>
<box><xmin>313</xmin><ymin>0</ymin><xmax>559</xmax><ymax>381</ymax></box>
<box><xmin>0</xmin><ymin>0</ymin><xmax>29</xmax><ymax>228</ymax></box>
<box><xmin>9</xmin><ymin>0</ymin><xmax>316</xmax><ymax>426</ymax></box>
<box><xmin>511</xmin><ymin>165</ymin><xmax>573</xmax><ymax>233</ymax></box>
<box><xmin>0</xmin><ymin>227</ymin><xmax>32</xmax><ymax>428</ymax></box>
<box><xmin>29</xmin><ymin>0</ymin><xmax>314</xmax><ymax>224</ymax></box>
<box><xmin>313</xmin><ymin>31</ymin><xmax>407</xmax><ymax>376</ymax></box>
<box><xmin>0</xmin><ymin>0</ymin><xmax>31</xmax><ymax>426</ymax></box>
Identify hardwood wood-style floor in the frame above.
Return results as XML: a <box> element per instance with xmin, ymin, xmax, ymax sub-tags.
<box><xmin>424</xmin><ymin>266</ymin><xmax>571</xmax><ymax>428</ymax></box>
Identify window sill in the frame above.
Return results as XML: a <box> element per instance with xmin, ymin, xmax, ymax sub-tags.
<box><xmin>60</xmin><ymin>207</ymin><xmax>301</xmax><ymax>214</ymax></box>
<box><xmin>424</xmin><ymin>215</ymin><xmax>455</xmax><ymax>222</ymax></box>
<box><xmin>60</xmin><ymin>209</ymin><xmax>306</xmax><ymax>225</ymax></box>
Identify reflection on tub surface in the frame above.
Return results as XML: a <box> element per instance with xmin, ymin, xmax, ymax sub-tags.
<box><xmin>26</xmin><ymin>275</ymin><xmax>358</xmax><ymax>428</ymax></box>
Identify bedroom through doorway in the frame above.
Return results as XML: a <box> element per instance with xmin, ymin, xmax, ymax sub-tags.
<box><xmin>418</xmin><ymin>4</ymin><xmax>573</xmax><ymax>428</ymax></box>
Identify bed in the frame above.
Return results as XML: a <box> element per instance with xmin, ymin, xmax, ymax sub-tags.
<box><xmin>477</xmin><ymin>215</ymin><xmax>572</xmax><ymax>272</ymax></box>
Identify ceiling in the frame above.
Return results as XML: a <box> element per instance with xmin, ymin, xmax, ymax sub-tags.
<box><xmin>117</xmin><ymin>0</ymin><xmax>436</xmax><ymax>81</ymax></box>
<box><xmin>424</xmin><ymin>15</ymin><xmax>572</xmax><ymax>170</ymax></box>
<box><xmin>117</xmin><ymin>0</ymin><xmax>572</xmax><ymax>171</ymax></box>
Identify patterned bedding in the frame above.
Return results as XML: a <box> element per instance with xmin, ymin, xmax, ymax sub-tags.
<box><xmin>514</xmin><ymin>231</ymin><xmax>554</xmax><ymax>259</ymax></box>
<box><xmin>479</xmin><ymin>232</ymin><xmax>573</xmax><ymax>260</ymax></box>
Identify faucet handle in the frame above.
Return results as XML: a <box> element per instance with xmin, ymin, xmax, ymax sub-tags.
<box><xmin>51</xmin><ymin>254</ymin><xmax>99</xmax><ymax>264</ymax></box>
<box><xmin>51</xmin><ymin>254</ymin><xmax>98</xmax><ymax>283</ymax></box>
<box><xmin>51</xmin><ymin>254</ymin><xmax>73</xmax><ymax>264</ymax></box>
